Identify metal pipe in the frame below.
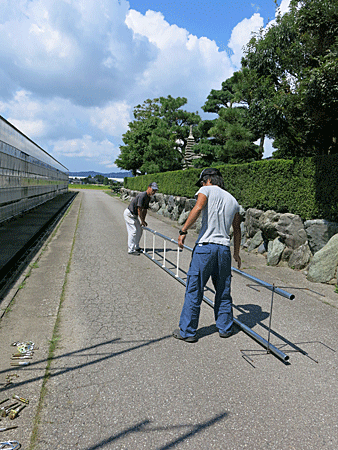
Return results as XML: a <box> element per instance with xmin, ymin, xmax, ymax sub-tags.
<box><xmin>162</xmin><ymin>241</ymin><xmax>166</xmax><ymax>268</ymax></box>
<box><xmin>144</xmin><ymin>227</ymin><xmax>295</xmax><ymax>300</ymax></box>
<box><xmin>142</xmin><ymin>247</ymin><xmax>289</xmax><ymax>362</ymax></box>
<box><xmin>232</xmin><ymin>268</ymin><xmax>295</xmax><ymax>300</ymax></box>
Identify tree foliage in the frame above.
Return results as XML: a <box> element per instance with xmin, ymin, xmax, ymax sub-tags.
<box><xmin>242</xmin><ymin>0</ymin><xmax>338</xmax><ymax>157</ymax></box>
<box><xmin>195</xmin><ymin>72</ymin><xmax>262</xmax><ymax>165</ymax></box>
<box><xmin>115</xmin><ymin>96</ymin><xmax>200</xmax><ymax>174</ymax></box>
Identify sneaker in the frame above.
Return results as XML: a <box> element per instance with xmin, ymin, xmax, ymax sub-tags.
<box><xmin>128</xmin><ymin>251</ymin><xmax>140</xmax><ymax>256</ymax></box>
<box><xmin>135</xmin><ymin>247</ymin><xmax>143</xmax><ymax>253</ymax></box>
<box><xmin>219</xmin><ymin>329</ymin><xmax>233</xmax><ymax>338</ymax></box>
<box><xmin>172</xmin><ymin>328</ymin><xmax>198</xmax><ymax>343</ymax></box>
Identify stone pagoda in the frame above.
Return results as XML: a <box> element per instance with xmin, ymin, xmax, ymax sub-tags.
<box><xmin>183</xmin><ymin>125</ymin><xmax>200</xmax><ymax>169</ymax></box>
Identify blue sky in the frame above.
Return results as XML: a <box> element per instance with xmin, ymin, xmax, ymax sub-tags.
<box><xmin>0</xmin><ymin>0</ymin><xmax>289</xmax><ymax>173</ymax></box>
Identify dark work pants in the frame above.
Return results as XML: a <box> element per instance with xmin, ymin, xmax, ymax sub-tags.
<box><xmin>179</xmin><ymin>243</ymin><xmax>233</xmax><ymax>337</ymax></box>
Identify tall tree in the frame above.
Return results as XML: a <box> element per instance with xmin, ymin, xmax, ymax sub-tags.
<box><xmin>115</xmin><ymin>96</ymin><xmax>200</xmax><ymax>174</ymax></box>
<box><xmin>198</xmin><ymin>72</ymin><xmax>262</xmax><ymax>165</ymax></box>
<box><xmin>242</xmin><ymin>0</ymin><xmax>338</xmax><ymax>157</ymax></box>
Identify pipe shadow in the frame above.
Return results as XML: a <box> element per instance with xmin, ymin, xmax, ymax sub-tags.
<box><xmin>83</xmin><ymin>411</ymin><xmax>228</xmax><ymax>450</ymax></box>
<box><xmin>0</xmin><ymin>335</ymin><xmax>171</xmax><ymax>393</ymax></box>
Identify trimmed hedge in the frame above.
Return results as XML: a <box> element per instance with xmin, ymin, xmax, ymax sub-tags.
<box><xmin>124</xmin><ymin>155</ymin><xmax>338</xmax><ymax>221</ymax></box>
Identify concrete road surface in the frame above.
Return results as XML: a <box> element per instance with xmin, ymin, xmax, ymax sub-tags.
<box><xmin>0</xmin><ymin>189</ymin><xmax>337</xmax><ymax>450</ymax></box>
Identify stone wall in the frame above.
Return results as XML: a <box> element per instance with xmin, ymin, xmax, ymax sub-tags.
<box><xmin>121</xmin><ymin>188</ymin><xmax>338</xmax><ymax>286</ymax></box>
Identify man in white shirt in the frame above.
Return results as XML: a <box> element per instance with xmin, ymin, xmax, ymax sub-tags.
<box><xmin>173</xmin><ymin>168</ymin><xmax>241</xmax><ymax>343</ymax></box>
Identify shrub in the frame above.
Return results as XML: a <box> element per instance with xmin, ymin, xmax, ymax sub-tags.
<box><xmin>124</xmin><ymin>155</ymin><xmax>338</xmax><ymax>221</ymax></box>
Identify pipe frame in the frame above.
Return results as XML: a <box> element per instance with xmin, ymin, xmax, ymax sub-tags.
<box><xmin>143</xmin><ymin>227</ymin><xmax>292</xmax><ymax>362</ymax></box>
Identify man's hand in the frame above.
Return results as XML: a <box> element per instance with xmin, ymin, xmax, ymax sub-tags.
<box><xmin>178</xmin><ymin>234</ymin><xmax>186</xmax><ymax>249</ymax></box>
<box><xmin>233</xmin><ymin>254</ymin><xmax>241</xmax><ymax>269</ymax></box>
<box><xmin>141</xmin><ymin>220</ymin><xmax>147</xmax><ymax>227</ymax></box>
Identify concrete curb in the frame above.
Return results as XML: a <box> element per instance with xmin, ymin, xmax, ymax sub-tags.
<box><xmin>0</xmin><ymin>192</ymin><xmax>82</xmax><ymax>449</ymax></box>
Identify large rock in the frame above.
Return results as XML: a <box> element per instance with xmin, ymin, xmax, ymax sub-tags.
<box><xmin>247</xmin><ymin>230</ymin><xmax>264</xmax><ymax>252</ymax></box>
<box><xmin>259</xmin><ymin>210</ymin><xmax>281</xmax><ymax>240</ymax></box>
<box><xmin>288</xmin><ymin>244</ymin><xmax>312</xmax><ymax>270</ymax></box>
<box><xmin>267</xmin><ymin>238</ymin><xmax>286</xmax><ymax>266</ymax></box>
<box><xmin>178</xmin><ymin>210</ymin><xmax>190</xmax><ymax>226</ymax></box>
<box><xmin>167</xmin><ymin>195</ymin><xmax>176</xmax><ymax>213</ymax></box>
<box><xmin>185</xmin><ymin>198</ymin><xmax>196</xmax><ymax>211</ymax></box>
<box><xmin>245</xmin><ymin>208</ymin><xmax>263</xmax><ymax>238</ymax></box>
<box><xmin>150</xmin><ymin>202</ymin><xmax>160</xmax><ymax>212</ymax></box>
<box><xmin>307</xmin><ymin>234</ymin><xmax>338</xmax><ymax>283</ymax></box>
<box><xmin>304</xmin><ymin>219</ymin><xmax>338</xmax><ymax>254</ymax></box>
<box><xmin>170</xmin><ymin>205</ymin><xmax>181</xmax><ymax>221</ymax></box>
<box><xmin>154</xmin><ymin>193</ymin><xmax>165</xmax><ymax>207</ymax></box>
<box><xmin>276</xmin><ymin>213</ymin><xmax>307</xmax><ymax>249</ymax></box>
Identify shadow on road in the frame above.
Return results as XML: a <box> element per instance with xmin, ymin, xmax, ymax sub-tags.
<box><xmin>83</xmin><ymin>411</ymin><xmax>229</xmax><ymax>450</ymax></box>
<box><xmin>0</xmin><ymin>335</ymin><xmax>172</xmax><ymax>392</ymax></box>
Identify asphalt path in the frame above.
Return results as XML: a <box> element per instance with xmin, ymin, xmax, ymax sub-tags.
<box><xmin>1</xmin><ymin>189</ymin><xmax>337</xmax><ymax>449</ymax></box>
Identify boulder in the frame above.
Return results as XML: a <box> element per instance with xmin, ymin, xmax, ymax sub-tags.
<box><xmin>288</xmin><ymin>244</ymin><xmax>312</xmax><ymax>270</ymax></box>
<box><xmin>267</xmin><ymin>238</ymin><xmax>286</xmax><ymax>266</ymax></box>
<box><xmin>150</xmin><ymin>202</ymin><xmax>160</xmax><ymax>212</ymax></box>
<box><xmin>259</xmin><ymin>210</ymin><xmax>281</xmax><ymax>240</ymax></box>
<box><xmin>247</xmin><ymin>230</ymin><xmax>264</xmax><ymax>252</ymax></box>
<box><xmin>239</xmin><ymin>205</ymin><xmax>246</xmax><ymax>221</ymax></box>
<box><xmin>154</xmin><ymin>193</ymin><xmax>165</xmax><ymax>207</ymax></box>
<box><xmin>307</xmin><ymin>234</ymin><xmax>338</xmax><ymax>283</ymax></box>
<box><xmin>276</xmin><ymin>213</ymin><xmax>307</xmax><ymax>249</ymax></box>
<box><xmin>245</xmin><ymin>208</ymin><xmax>264</xmax><ymax>238</ymax></box>
<box><xmin>257</xmin><ymin>242</ymin><xmax>267</xmax><ymax>254</ymax></box>
<box><xmin>170</xmin><ymin>205</ymin><xmax>180</xmax><ymax>221</ymax></box>
<box><xmin>185</xmin><ymin>198</ymin><xmax>196</xmax><ymax>211</ymax></box>
<box><xmin>304</xmin><ymin>219</ymin><xmax>338</xmax><ymax>254</ymax></box>
<box><xmin>167</xmin><ymin>195</ymin><xmax>176</xmax><ymax>213</ymax></box>
<box><xmin>240</xmin><ymin>222</ymin><xmax>247</xmax><ymax>246</ymax></box>
<box><xmin>178</xmin><ymin>210</ymin><xmax>190</xmax><ymax>226</ymax></box>
<box><xmin>281</xmin><ymin>247</ymin><xmax>293</xmax><ymax>262</ymax></box>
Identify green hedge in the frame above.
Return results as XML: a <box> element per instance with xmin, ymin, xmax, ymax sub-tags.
<box><xmin>124</xmin><ymin>155</ymin><xmax>338</xmax><ymax>221</ymax></box>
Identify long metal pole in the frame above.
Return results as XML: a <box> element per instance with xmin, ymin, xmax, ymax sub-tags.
<box><xmin>141</xmin><ymin>240</ymin><xmax>289</xmax><ymax>362</ymax></box>
<box><xmin>144</xmin><ymin>227</ymin><xmax>294</xmax><ymax>300</ymax></box>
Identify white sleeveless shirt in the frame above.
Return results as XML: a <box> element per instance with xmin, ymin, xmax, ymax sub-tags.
<box><xmin>195</xmin><ymin>185</ymin><xmax>239</xmax><ymax>247</ymax></box>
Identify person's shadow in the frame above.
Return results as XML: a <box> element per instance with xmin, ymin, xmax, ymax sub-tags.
<box><xmin>196</xmin><ymin>304</ymin><xmax>269</xmax><ymax>339</ymax></box>
<box><xmin>234</xmin><ymin>304</ymin><xmax>269</xmax><ymax>328</ymax></box>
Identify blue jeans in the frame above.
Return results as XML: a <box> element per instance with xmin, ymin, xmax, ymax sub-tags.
<box><xmin>179</xmin><ymin>243</ymin><xmax>233</xmax><ymax>337</ymax></box>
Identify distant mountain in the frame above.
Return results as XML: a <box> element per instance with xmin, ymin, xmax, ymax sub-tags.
<box><xmin>69</xmin><ymin>171</ymin><xmax>133</xmax><ymax>178</ymax></box>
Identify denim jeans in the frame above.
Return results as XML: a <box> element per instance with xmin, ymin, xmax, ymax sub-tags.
<box><xmin>179</xmin><ymin>243</ymin><xmax>233</xmax><ymax>337</ymax></box>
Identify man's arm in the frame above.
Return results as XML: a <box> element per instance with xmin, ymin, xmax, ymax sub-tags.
<box><xmin>232</xmin><ymin>212</ymin><xmax>241</xmax><ymax>269</ymax></box>
<box><xmin>138</xmin><ymin>207</ymin><xmax>147</xmax><ymax>227</ymax></box>
<box><xmin>178</xmin><ymin>193</ymin><xmax>207</xmax><ymax>249</ymax></box>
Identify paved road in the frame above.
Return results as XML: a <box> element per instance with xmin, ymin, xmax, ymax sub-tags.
<box><xmin>0</xmin><ymin>189</ymin><xmax>337</xmax><ymax>449</ymax></box>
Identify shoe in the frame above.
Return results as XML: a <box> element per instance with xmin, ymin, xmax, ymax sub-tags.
<box><xmin>128</xmin><ymin>251</ymin><xmax>140</xmax><ymax>256</ymax></box>
<box><xmin>172</xmin><ymin>328</ymin><xmax>198</xmax><ymax>343</ymax></box>
<box><xmin>135</xmin><ymin>247</ymin><xmax>143</xmax><ymax>253</ymax></box>
<box><xmin>219</xmin><ymin>329</ymin><xmax>233</xmax><ymax>338</ymax></box>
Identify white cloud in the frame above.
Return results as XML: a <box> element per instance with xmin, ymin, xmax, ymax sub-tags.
<box><xmin>278</xmin><ymin>0</ymin><xmax>291</xmax><ymax>16</ymax></box>
<box><xmin>0</xmin><ymin>0</ymin><xmax>282</xmax><ymax>172</ymax></box>
<box><xmin>53</xmin><ymin>135</ymin><xmax>120</xmax><ymax>168</ymax></box>
<box><xmin>228</xmin><ymin>13</ymin><xmax>264</xmax><ymax>68</ymax></box>
<box><xmin>125</xmin><ymin>9</ymin><xmax>233</xmax><ymax>110</ymax></box>
<box><xmin>90</xmin><ymin>102</ymin><xmax>131</xmax><ymax>137</ymax></box>
<box><xmin>0</xmin><ymin>0</ymin><xmax>157</xmax><ymax>106</ymax></box>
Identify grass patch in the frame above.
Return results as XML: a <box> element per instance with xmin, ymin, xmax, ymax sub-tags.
<box><xmin>69</xmin><ymin>184</ymin><xmax>112</xmax><ymax>190</ymax></box>
<box><xmin>28</xmin><ymin>196</ymin><xmax>81</xmax><ymax>450</ymax></box>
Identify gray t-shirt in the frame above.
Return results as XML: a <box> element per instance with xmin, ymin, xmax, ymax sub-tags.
<box><xmin>128</xmin><ymin>191</ymin><xmax>150</xmax><ymax>216</ymax></box>
<box><xmin>196</xmin><ymin>185</ymin><xmax>240</xmax><ymax>246</ymax></box>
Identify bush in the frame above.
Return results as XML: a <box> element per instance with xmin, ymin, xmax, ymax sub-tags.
<box><xmin>124</xmin><ymin>156</ymin><xmax>338</xmax><ymax>221</ymax></box>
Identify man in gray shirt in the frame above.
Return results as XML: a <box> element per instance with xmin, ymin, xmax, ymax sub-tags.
<box><xmin>173</xmin><ymin>168</ymin><xmax>241</xmax><ymax>342</ymax></box>
<box><xmin>124</xmin><ymin>182</ymin><xmax>158</xmax><ymax>255</ymax></box>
